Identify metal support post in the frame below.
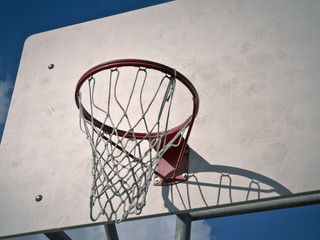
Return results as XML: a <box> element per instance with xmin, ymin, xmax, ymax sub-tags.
<box><xmin>44</xmin><ymin>231</ymin><xmax>72</xmax><ymax>240</ymax></box>
<box><xmin>175</xmin><ymin>213</ymin><xmax>192</xmax><ymax>240</ymax></box>
<box><xmin>191</xmin><ymin>191</ymin><xmax>320</xmax><ymax>220</ymax></box>
<box><xmin>104</xmin><ymin>223</ymin><xmax>119</xmax><ymax>240</ymax></box>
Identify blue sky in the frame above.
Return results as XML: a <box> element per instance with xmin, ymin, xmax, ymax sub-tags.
<box><xmin>0</xmin><ymin>0</ymin><xmax>320</xmax><ymax>239</ymax></box>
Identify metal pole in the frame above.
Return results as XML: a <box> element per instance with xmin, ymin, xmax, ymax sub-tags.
<box><xmin>104</xmin><ymin>223</ymin><xmax>119</xmax><ymax>240</ymax></box>
<box><xmin>44</xmin><ymin>231</ymin><xmax>72</xmax><ymax>240</ymax></box>
<box><xmin>175</xmin><ymin>213</ymin><xmax>192</xmax><ymax>240</ymax></box>
<box><xmin>190</xmin><ymin>191</ymin><xmax>320</xmax><ymax>220</ymax></box>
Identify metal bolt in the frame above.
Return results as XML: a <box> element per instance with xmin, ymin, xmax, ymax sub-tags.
<box><xmin>182</xmin><ymin>173</ymin><xmax>188</xmax><ymax>179</ymax></box>
<box><xmin>154</xmin><ymin>177</ymin><xmax>160</xmax><ymax>184</ymax></box>
<box><xmin>35</xmin><ymin>195</ymin><xmax>43</xmax><ymax>202</ymax></box>
<box><xmin>48</xmin><ymin>64</ymin><xmax>54</xmax><ymax>69</ymax></box>
<box><xmin>184</xmin><ymin>146</ymin><xmax>190</xmax><ymax>154</ymax></box>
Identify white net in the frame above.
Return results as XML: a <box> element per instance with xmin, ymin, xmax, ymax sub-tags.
<box><xmin>77</xmin><ymin>66</ymin><xmax>192</xmax><ymax>222</ymax></box>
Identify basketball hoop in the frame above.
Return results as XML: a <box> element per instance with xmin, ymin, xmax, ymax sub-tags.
<box><xmin>75</xmin><ymin>59</ymin><xmax>199</xmax><ymax>222</ymax></box>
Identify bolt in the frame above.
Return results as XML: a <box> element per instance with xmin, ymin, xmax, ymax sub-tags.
<box><xmin>154</xmin><ymin>177</ymin><xmax>160</xmax><ymax>184</ymax></box>
<box><xmin>182</xmin><ymin>173</ymin><xmax>188</xmax><ymax>179</ymax></box>
<box><xmin>184</xmin><ymin>147</ymin><xmax>189</xmax><ymax>154</ymax></box>
<box><xmin>35</xmin><ymin>195</ymin><xmax>43</xmax><ymax>202</ymax></box>
<box><xmin>48</xmin><ymin>64</ymin><xmax>54</xmax><ymax>69</ymax></box>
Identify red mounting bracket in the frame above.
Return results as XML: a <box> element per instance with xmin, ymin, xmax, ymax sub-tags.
<box><xmin>153</xmin><ymin>136</ymin><xmax>189</xmax><ymax>186</ymax></box>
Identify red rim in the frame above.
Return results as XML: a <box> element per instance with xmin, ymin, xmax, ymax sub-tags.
<box><xmin>75</xmin><ymin>59</ymin><xmax>199</xmax><ymax>139</ymax></box>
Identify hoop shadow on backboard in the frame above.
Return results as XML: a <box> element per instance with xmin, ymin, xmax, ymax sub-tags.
<box><xmin>161</xmin><ymin>148</ymin><xmax>292</xmax><ymax>213</ymax></box>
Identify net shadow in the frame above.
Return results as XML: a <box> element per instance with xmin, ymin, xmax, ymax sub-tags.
<box><xmin>161</xmin><ymin>148</ymin><xmax>292</xmax><ymax>212</ymax></box>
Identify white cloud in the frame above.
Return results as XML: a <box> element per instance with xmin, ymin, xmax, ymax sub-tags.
<box><xmin>118</xmin><ymin>216</ymin><xmax>212</xmax><ymax>240</ymax></box>
<box><xmin>5</xmin><ymin>234</ymin><xmax>46</xmax><ymax>240</ymax></box>
<box><xmin>66</xmin><ymin>225</ymin><xmax>106</xmax><ymax>239</ymax></box>
<box><xmin>65</xmin><ymin>215</ymin><xmax>212</xmax><ymax>240</ymax></box>
<box><xmin>65</xmin><ymin>217</ymin><xmax>176</xmax><ymax>240</ymax></box>
<box><xmin>0</xmin><ymin>77</ymin><xmax>14</xmax><ymax>125</ymax></box>
<box><xmin>117</xmin><ymin>215</ymin><xmax>177</xmax><ymax>239</ymax></box>
<box><xmin>191</xmin><ymin>220</ymin><xmax>212</xmax><ymax>240</ymax></box>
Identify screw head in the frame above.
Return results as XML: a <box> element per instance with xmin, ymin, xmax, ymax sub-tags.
<box><xmin>48</xmin><ymin>64</ymin><xmax>54</xmax><ymax>69</ymax></box>
<box><xmin>154</xmin><ymin>177</ymin><xmax>160</xmax><ymax>184</ymax></box>
<box><xmin>35</xmin><ymin>195</ymin><xmax>43</xmax><ymax>202</ymax></box>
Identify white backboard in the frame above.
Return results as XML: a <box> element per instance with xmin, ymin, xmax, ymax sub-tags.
<box><xmin>1</xmin><ymin>0</ymin><xmax>320</xmax><ymax>237</ymax></box>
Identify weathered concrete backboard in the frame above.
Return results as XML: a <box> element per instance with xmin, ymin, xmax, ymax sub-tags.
<box><xmin>1</xmin><ymin>0</ymin><xmax>320</xmax><ymax>237</ymax></box>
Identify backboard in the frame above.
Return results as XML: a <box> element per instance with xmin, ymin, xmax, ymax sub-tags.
<box><xmin>1</xmin><ymin>0</ymin><xmax>320</xmax><ymax>238</ymax></box>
